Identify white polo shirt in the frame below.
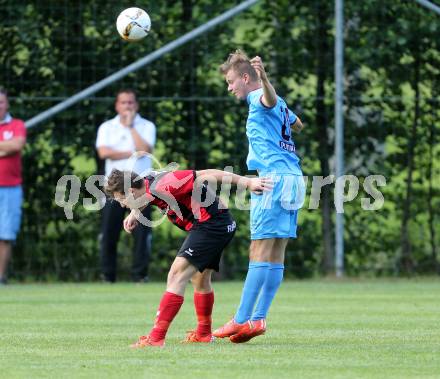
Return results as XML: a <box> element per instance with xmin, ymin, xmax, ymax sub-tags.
<box><xmin>96</xmin><ymin>114</ymin><xmax>156</xmax><ymax>176</ymax></box>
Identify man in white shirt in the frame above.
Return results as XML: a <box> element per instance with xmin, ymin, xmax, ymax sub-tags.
<box><xmin>96</xmin><ymin>89</ymin><xmax>156</xmax><ymax>282</ymax></box>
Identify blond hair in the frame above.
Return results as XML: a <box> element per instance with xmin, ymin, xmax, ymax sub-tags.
<box><xmin>219</xmin><ymin>49</ymin><xmax>259</xmax><ymax>81</ymax></box>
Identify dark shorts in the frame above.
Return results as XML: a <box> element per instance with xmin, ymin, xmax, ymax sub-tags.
<box><xmin>177</xmin><ymin>211</ymin><xmax>236</xmax><ymax>272</ymax></box>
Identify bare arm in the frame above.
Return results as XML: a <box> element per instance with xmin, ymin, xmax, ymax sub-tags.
<box><xmin>291</xmin><ymin>117</ymin><xmax>304</xmax><ymax>133</ymax></box>
<box><xmin>121</xmin><ymin>109</ymin><xmax>153</xmax><ymax>153</ymax></box>
<box><xmin>250</xmin><ymin>56</ymin><xmax>277</xmax><ymax>108</ymax></box>
<box><xmin>196</xmin><ymin>169</ymin><xmax>272</xmax><ymax>194</ymax></box>
<box><xmin>197</xmin><ymin>169</ymin><xmax>250</xmax><ymax>185</ymax></box>
<box><xmin>97</xmin><ymin>146</ymin><xmax>132</xmax><ymax>160</ymax></box>
<box><xmin>0</xmin><ymin>137</ymin><xmax>25</xmax><ymax>156</ymax></box>
<box><xmin>130</xmin><ymin>127</ymin><xmax>153</xmax><ymax>153</ymax></box>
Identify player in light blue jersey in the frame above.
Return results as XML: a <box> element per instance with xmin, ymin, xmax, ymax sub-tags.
<box><xmin>213</xmin><ymin>50</ymin><xmax>306</xmax><ymax>343</ymax></box>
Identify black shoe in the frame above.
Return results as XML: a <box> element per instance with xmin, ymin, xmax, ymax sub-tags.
<box><xmin>0</xmin><ymin>277</ymin><xmax>7</xmax><ymax>286</ymax></box>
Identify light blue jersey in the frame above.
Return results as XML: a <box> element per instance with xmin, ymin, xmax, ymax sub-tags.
<box><xmin>245</xmin><ymin>88</ymin><xmax>304</xmax><ymax>240</ymax></box>
<box><xmin>246</xmin><ymin>88</ymin><xmax>302</xmax><ymax>175</ymax></box>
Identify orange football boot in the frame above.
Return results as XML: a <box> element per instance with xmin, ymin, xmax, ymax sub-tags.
<box><xmin>229</xmin><ymin>319</ymin><xmax>266</xmax><ymax>343</ymax></box>
<box><xmin>212</xmin><ymin>319</ymin><xmax>251</xmax><ymax>338</ymax></box>
<box><xmin>181</xmin><ymin>330</ymin><xmax>215</xmax><ymax>343</ymax></box>
<box><xmin>130</xmin><ymin>335</ymin><xmax>165</xmax><ymax>348</ymax></box>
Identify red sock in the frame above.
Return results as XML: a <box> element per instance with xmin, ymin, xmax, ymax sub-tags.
<box><xmin>149</xmin><ymin>291</ymin><xmax>184</xmax><ymax>342</ymax></box>
<box><xmin>194</xmin><ymin>291</ymin><xmax>214</xmax><ymax>337</ymax></box>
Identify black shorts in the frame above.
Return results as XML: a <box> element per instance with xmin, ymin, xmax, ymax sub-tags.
<box><xmin>177</xmin><ymin>211</ymin><xmax>236</xmax><ymax>272</ymax></box>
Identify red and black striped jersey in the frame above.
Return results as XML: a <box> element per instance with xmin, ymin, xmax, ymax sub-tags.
<box><xmin>144</xmin><ymin>170</ymin><xmax>224</xmax><ymax>231</ymax></box>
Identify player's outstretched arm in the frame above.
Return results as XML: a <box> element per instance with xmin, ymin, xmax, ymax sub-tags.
<box><xmin>250</xmin><ymin>56</ymin><xmax>277</xmax><ymax>108</ymax></box>
<box><xmin>196</xmin><ymin>169</ymin><xmax>273</xmax><ymax>194</ymax></box>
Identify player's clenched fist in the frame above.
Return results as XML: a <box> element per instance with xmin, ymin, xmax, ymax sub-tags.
<box><xmin>121</xmin><ymin>109</ymin><xmax>136</xmax><ymax>128</ymax></box>
<box><xmin>123</xmin><ymin>211</ymin><xmax>139</xmax><ymax>233</ymax></box>
<box><xmin>250</xmin><ymin>56</ymin><xmax>268</xmax><ymax>81</ymax></box>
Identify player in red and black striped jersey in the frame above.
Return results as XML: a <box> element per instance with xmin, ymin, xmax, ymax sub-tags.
<box><xmin>144</xmin><ymin>169</ymin><xmax>227</xmax><ymax>231</ymax></box>
<box><xmin>104</xmin><ymin>168</ymin><xmax>272</xmax><ymax>347</ymax></box>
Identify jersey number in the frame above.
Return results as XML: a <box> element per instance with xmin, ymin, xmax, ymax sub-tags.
<box><xmin>281</xmin><ymin>107</ymin><xmax>291</xmax><ymax>141</ymax></box>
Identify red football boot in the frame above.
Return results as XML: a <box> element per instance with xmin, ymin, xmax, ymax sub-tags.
<box><xmin>212</xmin><ymin>319</ymin><xmax>251</xmax><ymax>339</ymax></box>
<box><xmin>130</xmin><ymin>335</ymin><xmax>165</xmax><ymax>348</ymax></box>
<box><xmin>181</xmin><ymin>330</ymin><xmax>215</xmax><ymax>343</ymax></box>
<box><xmin>229</xmin><ymin>319</ymin><xmax>266</xmax><ymax>343</ymax></box>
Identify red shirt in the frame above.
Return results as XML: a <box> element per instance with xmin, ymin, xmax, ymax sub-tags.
<box><xmin>0</xmin><ymin>117</ymin><xmax>26</xmax><ymax>186</ymax></box>
<box><xmin>145</xmin><ymin>170</ymin><xmax>222</xmax><ymax>231</ymax></box>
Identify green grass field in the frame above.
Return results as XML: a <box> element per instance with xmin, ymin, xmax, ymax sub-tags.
<box><xmin>1</xmin><ymin>279</ymin><xmax>439</xmax><ymax>379</ymax></box>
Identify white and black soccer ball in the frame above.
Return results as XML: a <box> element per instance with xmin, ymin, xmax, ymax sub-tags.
<box><xmin>116</xmin><ymin>7</ymin><xmax>151</xmax><ymax>41</ymax></box>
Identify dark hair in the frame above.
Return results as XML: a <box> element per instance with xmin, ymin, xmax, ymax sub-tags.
<box><xmin>0</xmin><ymin>86</ymin><xmax>8</xmax><ymax>97</ymax></box>
<box><xmin>219</xmin><ymin>49</ymin><xmax>259</xmax><ymax>82</ymax></box>
<box><xmin>104</xmin><ymin>169</ymin><xmax>144</xmax><ymax>198</ymax></box>
<box><xmin>115</xmin><ymin>88</ymin><xmax>137</xmax><ymax>101</ymax></box>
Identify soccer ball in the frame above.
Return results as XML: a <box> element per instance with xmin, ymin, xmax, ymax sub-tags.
<box><xmin>116</xmin><ymin>7</ymin><xmax>151</xmax><ymax>41</ymax></box>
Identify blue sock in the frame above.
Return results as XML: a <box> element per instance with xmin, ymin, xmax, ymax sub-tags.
<box><xmin>234</xmin><ymin>262</ymin><xmax>270</xmax><ymax>324</ymax></box>
<box><xmin>251</xmin><ymin>263</ymin><xmax>284</xmax><ymax>321</ymax></box>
